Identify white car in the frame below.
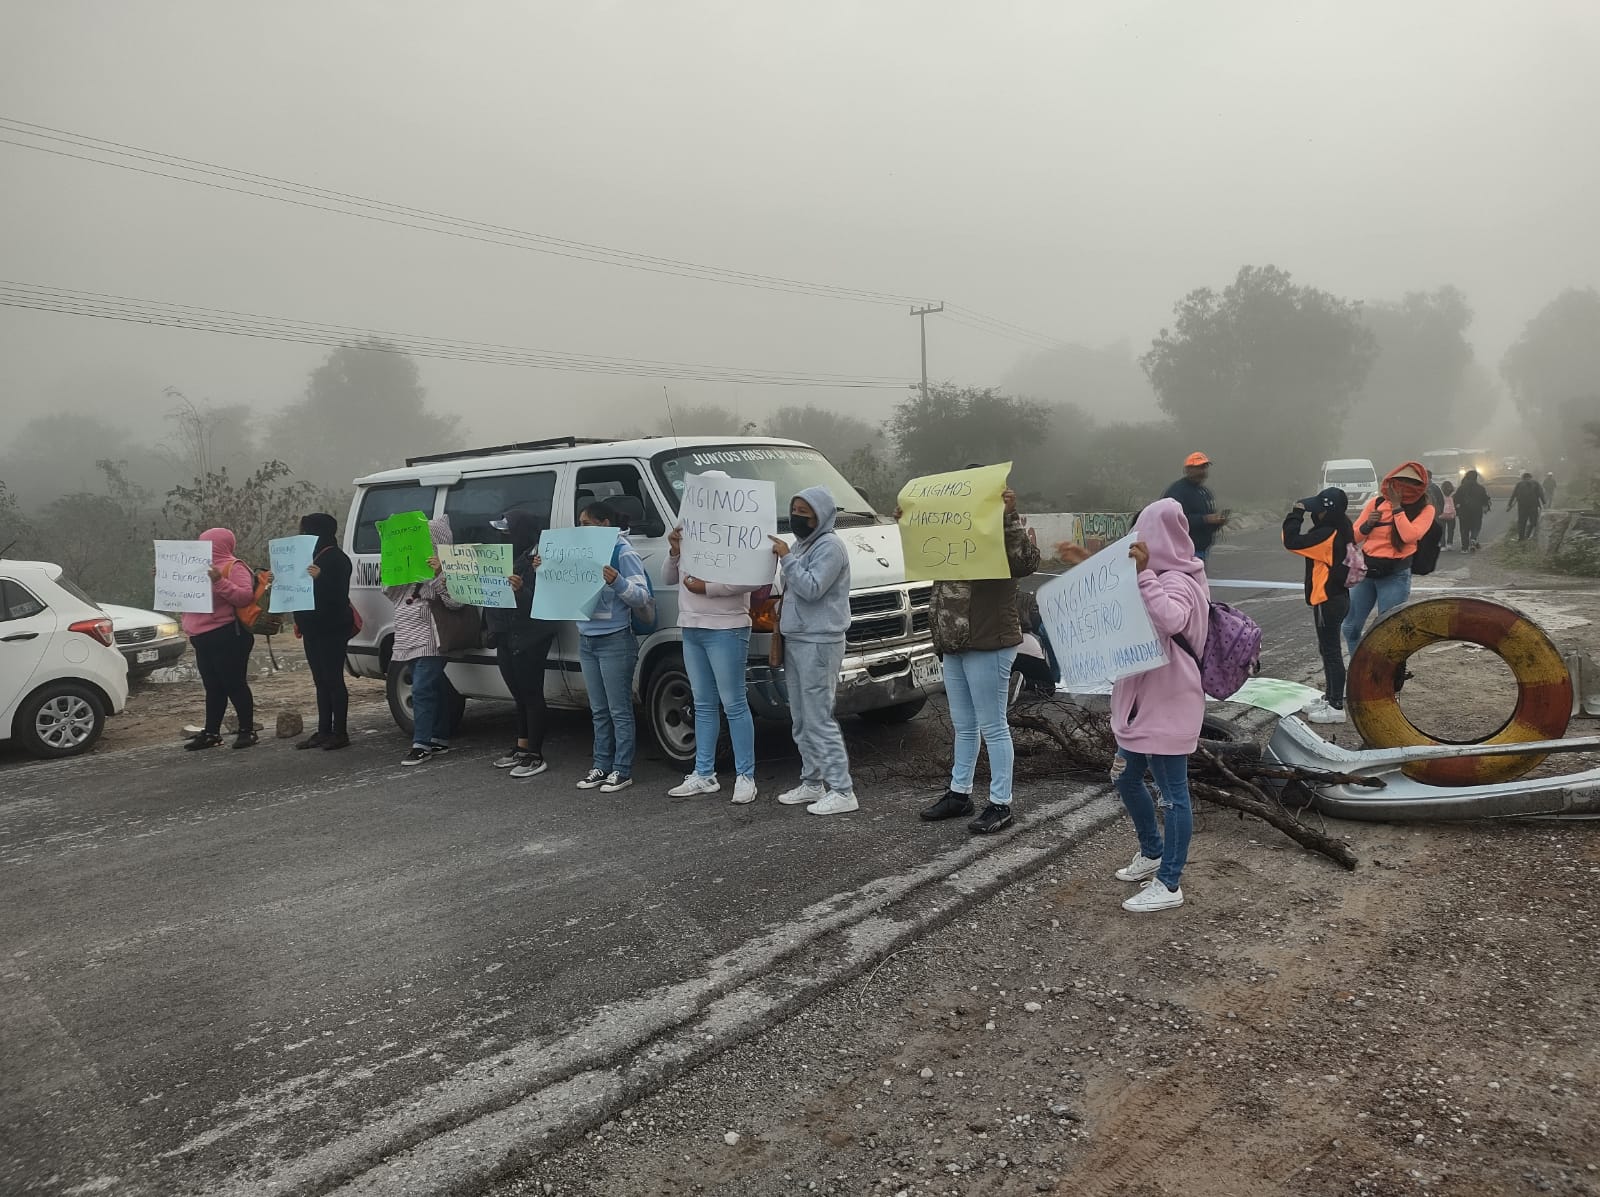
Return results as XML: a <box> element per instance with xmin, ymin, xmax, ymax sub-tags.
<box><xmin>1</xmin><ymin>560</ymin><xmax>129</xmax><ymax>757</ymax></box>
<box><xmin>99</xmin><ymin>602</ymin><xmax>187</xmax><ymax>677</ymax></box>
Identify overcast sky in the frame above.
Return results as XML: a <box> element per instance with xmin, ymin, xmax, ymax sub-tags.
<box><xmin>2</xmin><ymin>0</ymin><xmax>1596</xmax><ymax>443</ymax></box>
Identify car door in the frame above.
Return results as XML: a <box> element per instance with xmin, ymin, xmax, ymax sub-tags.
<box><xmin>0</xmin><ymin>577</ymin><xmax>59</xmax><ymax>732</ymax></box>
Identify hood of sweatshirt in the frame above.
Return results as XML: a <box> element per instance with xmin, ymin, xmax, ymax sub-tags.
<box><xmin>1384</xmin><ymin>461</ymin><xmax>1430</xmax><ymax>507</ymax></box>
<box><xmin>1137</xmin><ymin>498</ymin><xmax>1203</xmax><ymax>575</ymax></box>
<box><xmin>498</xmin><ymin>508</ymin><xmax>546</xmax><ymax>559</ymax></box>
<box><xmin>428</xmin><ymin>515</ymin><xmax>453</xmax><ymax>549</ymax></box>
<box><xmin>790</xmin><ymin>485</ymin><xmax>839</xmax><ymax>549</ymax></box>
<box><xmin>299</xmin><ymin>512</ymin><xmax>339</xmax><ymax>552</ymax></box>
<box><xmin>199</xmin><ymin>527</ymin><xmax>239</xmax><ymax>568</ymax></box>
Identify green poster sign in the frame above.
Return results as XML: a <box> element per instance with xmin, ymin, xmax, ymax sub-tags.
<box><xmin>377</xmin><ymin>511</ymin><xmax>436</xmax><ymax>587</ymax></box>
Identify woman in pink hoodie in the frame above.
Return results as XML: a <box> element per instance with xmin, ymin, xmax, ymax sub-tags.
<box><xmin>181</xmin><ymin>527</ymin><xmax>260</xmax><ymax>751</ymax></box>
<box><xmin>1103</xmin><ymin>498</ymin><xmax>1209</xmax><ymax>913</ymax></box>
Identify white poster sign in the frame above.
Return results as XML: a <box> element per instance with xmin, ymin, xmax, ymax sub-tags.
<box><xmin>678</xmin><ymin>473</ymin><xmax>779</xmax><ymax>587</ymax></box>
<box><xmin>1036</xmin><ymin>533</ymin><xmax>1167</xmax><ymax>693</ymax></box>
<box><xmin>154</xmin><ymin>539</ymin><xmax>216</xmax><ymax>614</ymax></box>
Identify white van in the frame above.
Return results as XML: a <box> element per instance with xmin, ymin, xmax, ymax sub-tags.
<box><xmin>1319</xmin><ymin>458</ymin><xmax>1378</xmax><ymax>508</ymax></box>
<box><xmin>344</xmin><ymin>435</ymin><xmax>940</xmax><ymax>764</ymax></box>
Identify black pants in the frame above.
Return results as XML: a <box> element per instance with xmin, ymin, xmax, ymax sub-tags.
<box><xmin>1014</xmin><ymin>653</ymin><xmax>1054</xmax><ymax>691</ymax></box>
<box><xmin>497</xmin><ymin>628</ymin><xmax>556</xmax><ymax>752</ymax></box>
<box><xmin>192</xmin><ymin>624</ymin><xmax>254</xmax><ymax>735</ymax></box>
<box><xmin>1314</xmin><ymin>594</ymin><xmax>1349</xmax><ymax>708</ymax></box>
<box><xmin>302</xmin><ymin>633</ymin><xmax>351</xmax><ymax>734</ymax></box>
<box><xmin>1459</xmin><ymin>513</ymin><xmax>1483</xmax><ymax>549</ymax></box>
<box><xmin>1516</xmin><ymin>507</ymin><xmax>1540</xmax><ymax>540</ymax></box>
<box><xmin>1439</xmin><ymin>517</ymin><xmax>1456</xmax><ymax>545</ymax></box>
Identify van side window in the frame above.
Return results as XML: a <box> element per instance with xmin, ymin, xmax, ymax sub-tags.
<box><xmin>445</xmin><ymin>472</ymin><xmax>557</xmax><ymax>543</ymax></box>
<box><xmin>574</xmin><ymin>464</ymin><xmax>661</xmax><ymax>533</ymax></box>
<box><xmin>354</xmin><ymin>483</ymin><xmax>431</xmax><ymax>555</ymax></box>
<box><xmin>0</xmin><ymin>579</ymin><xmax>46</xmax><ymax>622</ymax></box>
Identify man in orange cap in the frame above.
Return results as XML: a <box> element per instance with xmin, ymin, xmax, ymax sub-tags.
<box><xmin>1162</xmin><ymin>452</ymin><xmax>1228</xmax><ymax>562</ymax></box>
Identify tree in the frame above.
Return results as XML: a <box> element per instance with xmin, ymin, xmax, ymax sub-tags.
<box><xmin>888</xmin><ymin>385</ymin><xmax>1049</xmax><ymax>479</ymax></box>
<box><xmin>266</xmin><ymin>342</ymin><xmax>462</xmax><ymax>489</ymax></box>
<box><xmin>0</xmin><ymin>414</ymin><xmax>135</xmax><ymax>506</ymax></box>
<box><xmin>1501</xmin><ymin>288</ymin><xmax>1600</xmax><ymax>468</ymax></box>
<box><xmin>0</xmin><ymin>481</ymin><xmax>32</xmax><ymax>557</ymax></box>
<box><xmin>1141</xmin><ymin>266</ymin><xmax>1376</xmax><ymax>497</ymax></box>
<box><xmin>162</xmin><ymin>461</ymin><xmax>317</xmax><ymax>566</ymax></box>
<box><xmin>837</xmin><ymin>444</ymin><xmax>901</xmax><ymax>511</ymax></box>
<box><xmin>1342</xmin><ymin>287</ymin><xmax>1475</xmax><ymax>460</ymax></box>
<box><xmin>161</xmin><ymin>390</ymin><xmax>260</xmax><ymax>481</ymax></box>
<box><xmin>763</xmin><ymin>405</ymin><xmax>882</xmax><ymax>463</ymax></box>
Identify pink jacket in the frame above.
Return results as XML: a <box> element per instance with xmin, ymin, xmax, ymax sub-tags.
<box><xmin>661</xmin><ymin>552</ymin><xmax>755</xmax><ymax>629</ymax></box>
<box><xmin>1111</xmin><ymin>499</ymin><xmax>1210</xmax><ymax>756</ymax></box>
<box><xmin>182</xmin><ymin>528</ymin><xmax>258</xmax><ymax>638</ymax></box>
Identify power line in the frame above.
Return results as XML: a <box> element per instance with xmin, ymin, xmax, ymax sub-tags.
<box><xmin>0</xmin><ymin>281</ymin><xmax>910</xmax><ymax>389</ymax></box>
<box><xmin>0</xmin><ymin>115</ymin><xmax>1069</xmax><ymax>347</ymax></box>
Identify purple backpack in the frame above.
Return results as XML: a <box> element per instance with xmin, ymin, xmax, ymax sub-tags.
<box><xmin>1174</xmin><ymin>602</ymin><xmax>1262</xmax><ymax>699</ymax></box>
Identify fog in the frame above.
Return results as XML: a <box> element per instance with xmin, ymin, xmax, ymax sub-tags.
<box><xmin>2</xmin><ymin>1</ymin><xmax>1598</xmax><ymax>525</ymax></box>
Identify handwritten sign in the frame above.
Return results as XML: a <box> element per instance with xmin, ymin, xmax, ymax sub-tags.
<box><xmin>531</xmin><ymin>526</ymin><xmax>618</xmax><ymax>621</ymax></box>
<box><xmin>377</xmin><ymin>511</ymin><xmax>435</xmax><ymax>587</ymax></box>
<box><xmin>153</xmin><ymin>540</ymin><xmax>215</xmax><ymax>613</ymax></box>
<box><xmin>268</xmin><ymin>535</ymin><xmax>318</xmax><ymax>612</ymax></box>
<box><xmin>896</xmin><ymin>462</ymin><xmax>1011</xmax><ymax>581</ymax></box>
<box><xmin>439</xmin><ymin>543</ymin><xmax>515</xmax><ymax>608</ymax></box>
<box><xmin>1036</xmin><ymin>533</ymin><xmax>1166</xmax><ymax>693</ymax></box>
<box><xmin>678</xmin><ymin>473</ymin><xmax>778</xmax><ymax>586</ymax></box>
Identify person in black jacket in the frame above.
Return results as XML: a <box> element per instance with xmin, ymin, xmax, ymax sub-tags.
<box><xmin>293</xmin><ymin>512</ymin><xmax>355</xmax><ymax>749</ymax></box>
<box><xmin>1282</xmin><ymin>488</ymin><xmax>1355</xmax><ymax>725</ymax></box>
<box><xmin>487</xmin><ymin>508</ymin><xmax>560</xmax><ymax>779</ymax></box>
<box><xmin>1509</xmin><ymin>472</ymin><xmax>1544</xmax><ymax>541</ymax></box>
<box><xmin>1454</xmin><ymin>470</ymin><xmax>1490</xmax><ymax>552</ymax></box>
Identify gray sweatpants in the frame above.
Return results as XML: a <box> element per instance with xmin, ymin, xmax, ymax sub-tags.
<box><xmin>785</xmin><ymin>636</ymin><xmax>854</xmax><ymax>795</ymax></box>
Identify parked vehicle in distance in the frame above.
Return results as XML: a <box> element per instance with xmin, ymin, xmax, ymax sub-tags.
<box><xmin>1483</xmin><ymin>474</ymin><xmax>1521</xmax><ymax>502</ymax></box>
<box><xmin>0</xmin><ymin>560</ymin><xmax>129</xmax><ymax>757</ymax></box>
<box><xmin>1319</xmin><ymin>459</ymin><xmax>1378</xmax><ymax>507</ymax></box>
<box><xmin>99</xmin><ymin>602</ymin><xmax>186</xmax><ymax>677</ymax></box>
<box><xmin>344</xmin><ymin>435</ymin><xmax>941</xmax><ymax>764</ymax></box>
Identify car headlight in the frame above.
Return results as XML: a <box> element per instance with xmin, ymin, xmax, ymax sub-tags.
<box><xmin>157</xmin><ymin>622</ymin><xmax>181</xmax><ymax>637</ymax></box>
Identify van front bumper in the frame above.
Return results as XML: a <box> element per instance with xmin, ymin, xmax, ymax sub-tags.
<box><xmin>747</xmin><ymin>644</ymin><xmax>942</xmax><ymax>719</ymax></box>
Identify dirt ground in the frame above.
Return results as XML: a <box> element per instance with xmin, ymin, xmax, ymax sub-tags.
<box><xmin>499</xmin><ymin>806</ymin><xmax>1599</xmax><ymax>1197</ymax></box>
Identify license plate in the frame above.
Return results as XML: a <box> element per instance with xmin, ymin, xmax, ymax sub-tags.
<box><xmin>136</xmin><ymin>650</ymin><xmax>159</xmax><ymax>664</ymax></box>
<box><xmin>912</xmin><ymin>655</ymin><xmax>942</xmax><ymax>687</ymax></box>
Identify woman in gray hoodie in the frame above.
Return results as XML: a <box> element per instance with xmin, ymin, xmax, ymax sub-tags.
<box><xmin>770</xmin><ymin>486</ymin><xmax>856</xmax><ymax>815</ymax></box>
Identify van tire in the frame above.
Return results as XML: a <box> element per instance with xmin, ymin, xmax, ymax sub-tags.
<box><xmin>858</xmin><ymin>695</ymin><xmax>927</xmax><ymax>725</ymax></box>
<box><xmin>386</xmin><ymin>659</ymin><xmax>467</xmax><ymax>740</ymax></box>
<box><xmin>645</xmin><ymin>649</ymin><xmax>698</xmax><ymax>767</ymax></box>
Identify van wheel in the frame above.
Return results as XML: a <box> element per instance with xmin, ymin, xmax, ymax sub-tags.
<box><xmin>386</xmin><ymin>660</ymin><xmax>468</xmax><ymax>740</ymax></box>
<box><xmin>17</xmin><ymin>682</ymin><xmax>105</xmax><ymax>758</ymax></box>
<box><xmin>645</xmin><ymin>649</ymin><xmax>697</xmax><ymax>767</ymax></box>
<box><xmin>859</xmin><ymin>695</ymin><xmax>927</xmax><ymax>724</ymax></box>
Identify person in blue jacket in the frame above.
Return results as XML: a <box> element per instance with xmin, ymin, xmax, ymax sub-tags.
<box><xmin>770</xmin><ymin>486</ymin><xmax>856</xmax><ymax>815</ymax></box>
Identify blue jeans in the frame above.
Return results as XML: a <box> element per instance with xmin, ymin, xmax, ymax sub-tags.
<box><xmin>944</xmin><ymin>646</ymin><xmax>1018</xmax><ymax>805</ymax></box>
<box><xmin>409</xmin><ymin>656</ymin><xmax>448</xmax><ymax>749</ymax></box>
<box><xmin>786</xmin><ymin>637</ymin><xmax>852</xmax><ymax>794</ymax></box>
<box><xmin>1113</xmin><ymin>749</ymin><xmax>1193</xmax><ymax>891</ymax></box>
<box><xmin>1342</xmin><ymin>567</ymin><xmax>1412</xmax><ymax>657</ymax></box>
<box><xmin>580</xmin><ymin>629</ymin><xmax>639</xmax><ymax>777</ymax></box>
<box><xmin>682</xmin><ymin>626</ymin><xmax>755</xmax><ymax>778</ymax></box>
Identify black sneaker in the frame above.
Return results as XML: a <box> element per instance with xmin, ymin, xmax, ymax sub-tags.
<box><xmin>968</xmin><ymin>802</ymin><xmax>1015</xmax><ymax>835</ymax></box>
<box><xmin>920</xmin><ymin>789</ymin><xmax>975</xmax><ymax>821</ymax></box>
<box><xmin>400</xmin><ymin>747</ymin><xmax>432</xmax><ymax>767</ymax></box>
<box><xmin>232</xmin><ymin>731</ymin><xmax>259</xmax><ymax>750</ymax></box>
<box><xmin>184</xmin><ymin>732</ymin><xmax>222</xmax><ymax>752</ymax></box>
<box><xmin>296</xmin><ymin>732</ymin><xmax>328</xmax><ymax>750</ymax></box>
<box><xmin>321</xmin><ymin>732</ymin><xmax>351</xmax><ymax>750</ymax></box>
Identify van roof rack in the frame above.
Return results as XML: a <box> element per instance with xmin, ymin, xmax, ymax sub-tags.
<box><xmin>406</xmin><ymin>436</ymin><xmax>609</xmax><ymax>467</ymax></box>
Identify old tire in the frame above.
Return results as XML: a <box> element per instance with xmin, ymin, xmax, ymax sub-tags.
<box><xmin>859</xmin><ymin>695</ymin><xmax>928</xmax><ymax>724</ymax></box>
<box><xmin>1347</xmin><ymin>597</ymin><xmax>1570</xmax><ymax>785</ymax></box>
<box><xmin>645</xmin><ymin>649</ymin><xmax>697</xmax><ymax>767</ymax></box>
<box><xmin>385</xmin><ymin>660</ymin><xmax>468</xmax><ymax>740</ymax></box>
<box><xmin>16</xmin><ymin>681</ymin><xmax>105</xmax><ymax>758</ymax></box>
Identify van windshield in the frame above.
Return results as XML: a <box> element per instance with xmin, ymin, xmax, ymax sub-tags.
<box><xmin>651</xmin><ymin>444</ymin><xmax>879</xmax><ymax>531</ymax></box>
<box><xmin>1326</xmin><ymin>468</ymin><xmax>1376</xmax><ymax>484</ymax></box>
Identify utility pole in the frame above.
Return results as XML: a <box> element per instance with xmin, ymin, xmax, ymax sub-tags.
<box><xmin>910</xmin><ymin>302</ymin><xmax>944</xmax><ymax>404</ymax></box>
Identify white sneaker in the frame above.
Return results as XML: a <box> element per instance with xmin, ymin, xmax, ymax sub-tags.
<box><xmin>778</xmin><ymin>781</ymin><xmax>826</xmax><ymax>806</ymax></box>
<box><xmin>1122</xmin><ymin>879</ymin><xmax>1184</xmax><ymax>913</ymax></box>
<box><xmin>599</xmin><ymin>772</ymin><xmax>633</xmax><ymax>793</ymax></box>
<box><xmin>575</xmin><ymin>768</ymin><xmax>607</xmax><ymax>789</ymax></box>
<box><xmin>731</xmin><ymin>775</ymin><xmax>758</xmax><ymax>805</ymax></box>
<box><xmin>807</xmin><ymin>791</ymin><xmax>859</xmax><ymax>816</ymax></box>
<box><xmin>668</xmin><ymin>773</ymin><xmax>721</xmax><ymax>798</ymax></box>
<box><xmin>1114</xmin><ymin>852</ymin><xmax>1162</xmax><ymax>883</ymax></box>
<box><xmin>1307</xmin><ymin>702</ymin><xmax>1347</xmax><ymax>725</ymax></box>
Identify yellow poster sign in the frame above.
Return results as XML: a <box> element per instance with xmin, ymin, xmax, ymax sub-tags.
<box><xmin>896</xmin><ymin>462</ymin><xmax>1012</xmax><ymax>581</ymax></box>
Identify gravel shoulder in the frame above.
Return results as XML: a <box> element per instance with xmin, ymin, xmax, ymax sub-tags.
<box><xmin>495</xmin><ymin>807</ymin><xmax>1599</xmax><ymax>1197</ymax></box>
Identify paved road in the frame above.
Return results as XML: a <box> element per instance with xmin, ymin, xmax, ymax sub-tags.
<box><xmin>0</xmin><ymin>512</ymin><xmax>1505</xmax><ymax>1195</ymax></box>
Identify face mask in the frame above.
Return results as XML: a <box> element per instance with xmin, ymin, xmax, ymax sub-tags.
<box><xmin>790</xmin><ymin>515</ymin><xmax>814</xmax><ymax>539</ymax></box>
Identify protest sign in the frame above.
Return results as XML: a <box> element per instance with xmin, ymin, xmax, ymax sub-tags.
<box><xmin>531</xmin><ymin>526</ymin><xmax>618</xmax><ymax>621</ymax></box>
<box><xmin>678</xmin><ymin>473</ymin><xmax>778</xmax><ymax>587</ymax></box>
<box><xmin>267</xmin><ymin>535</ymin><xmax>318</xmax><ymax>612</ymax></box>
<box><xmin>1036</xmin><ymin>533</ymin><xmax>1166</xmax><ymax>693</ymax></box>
<box><xmin>153</xmin><ymin>539</ymin><xmax>216</xmax><ymax>613</ymax></box>
<box><xmin>439</xmin><ymin>543</ymin><xmax>515</xmax><ymax>608</ymax></box>
<box><xmin>377</xmin><ymin>511</ymin><xmax>435</xmax><ymax>586</ymax></box>
<box><xmin>896</xmin><ymin>462</ymin><xmax>1011</xmax><ymax>581</ymax></box>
